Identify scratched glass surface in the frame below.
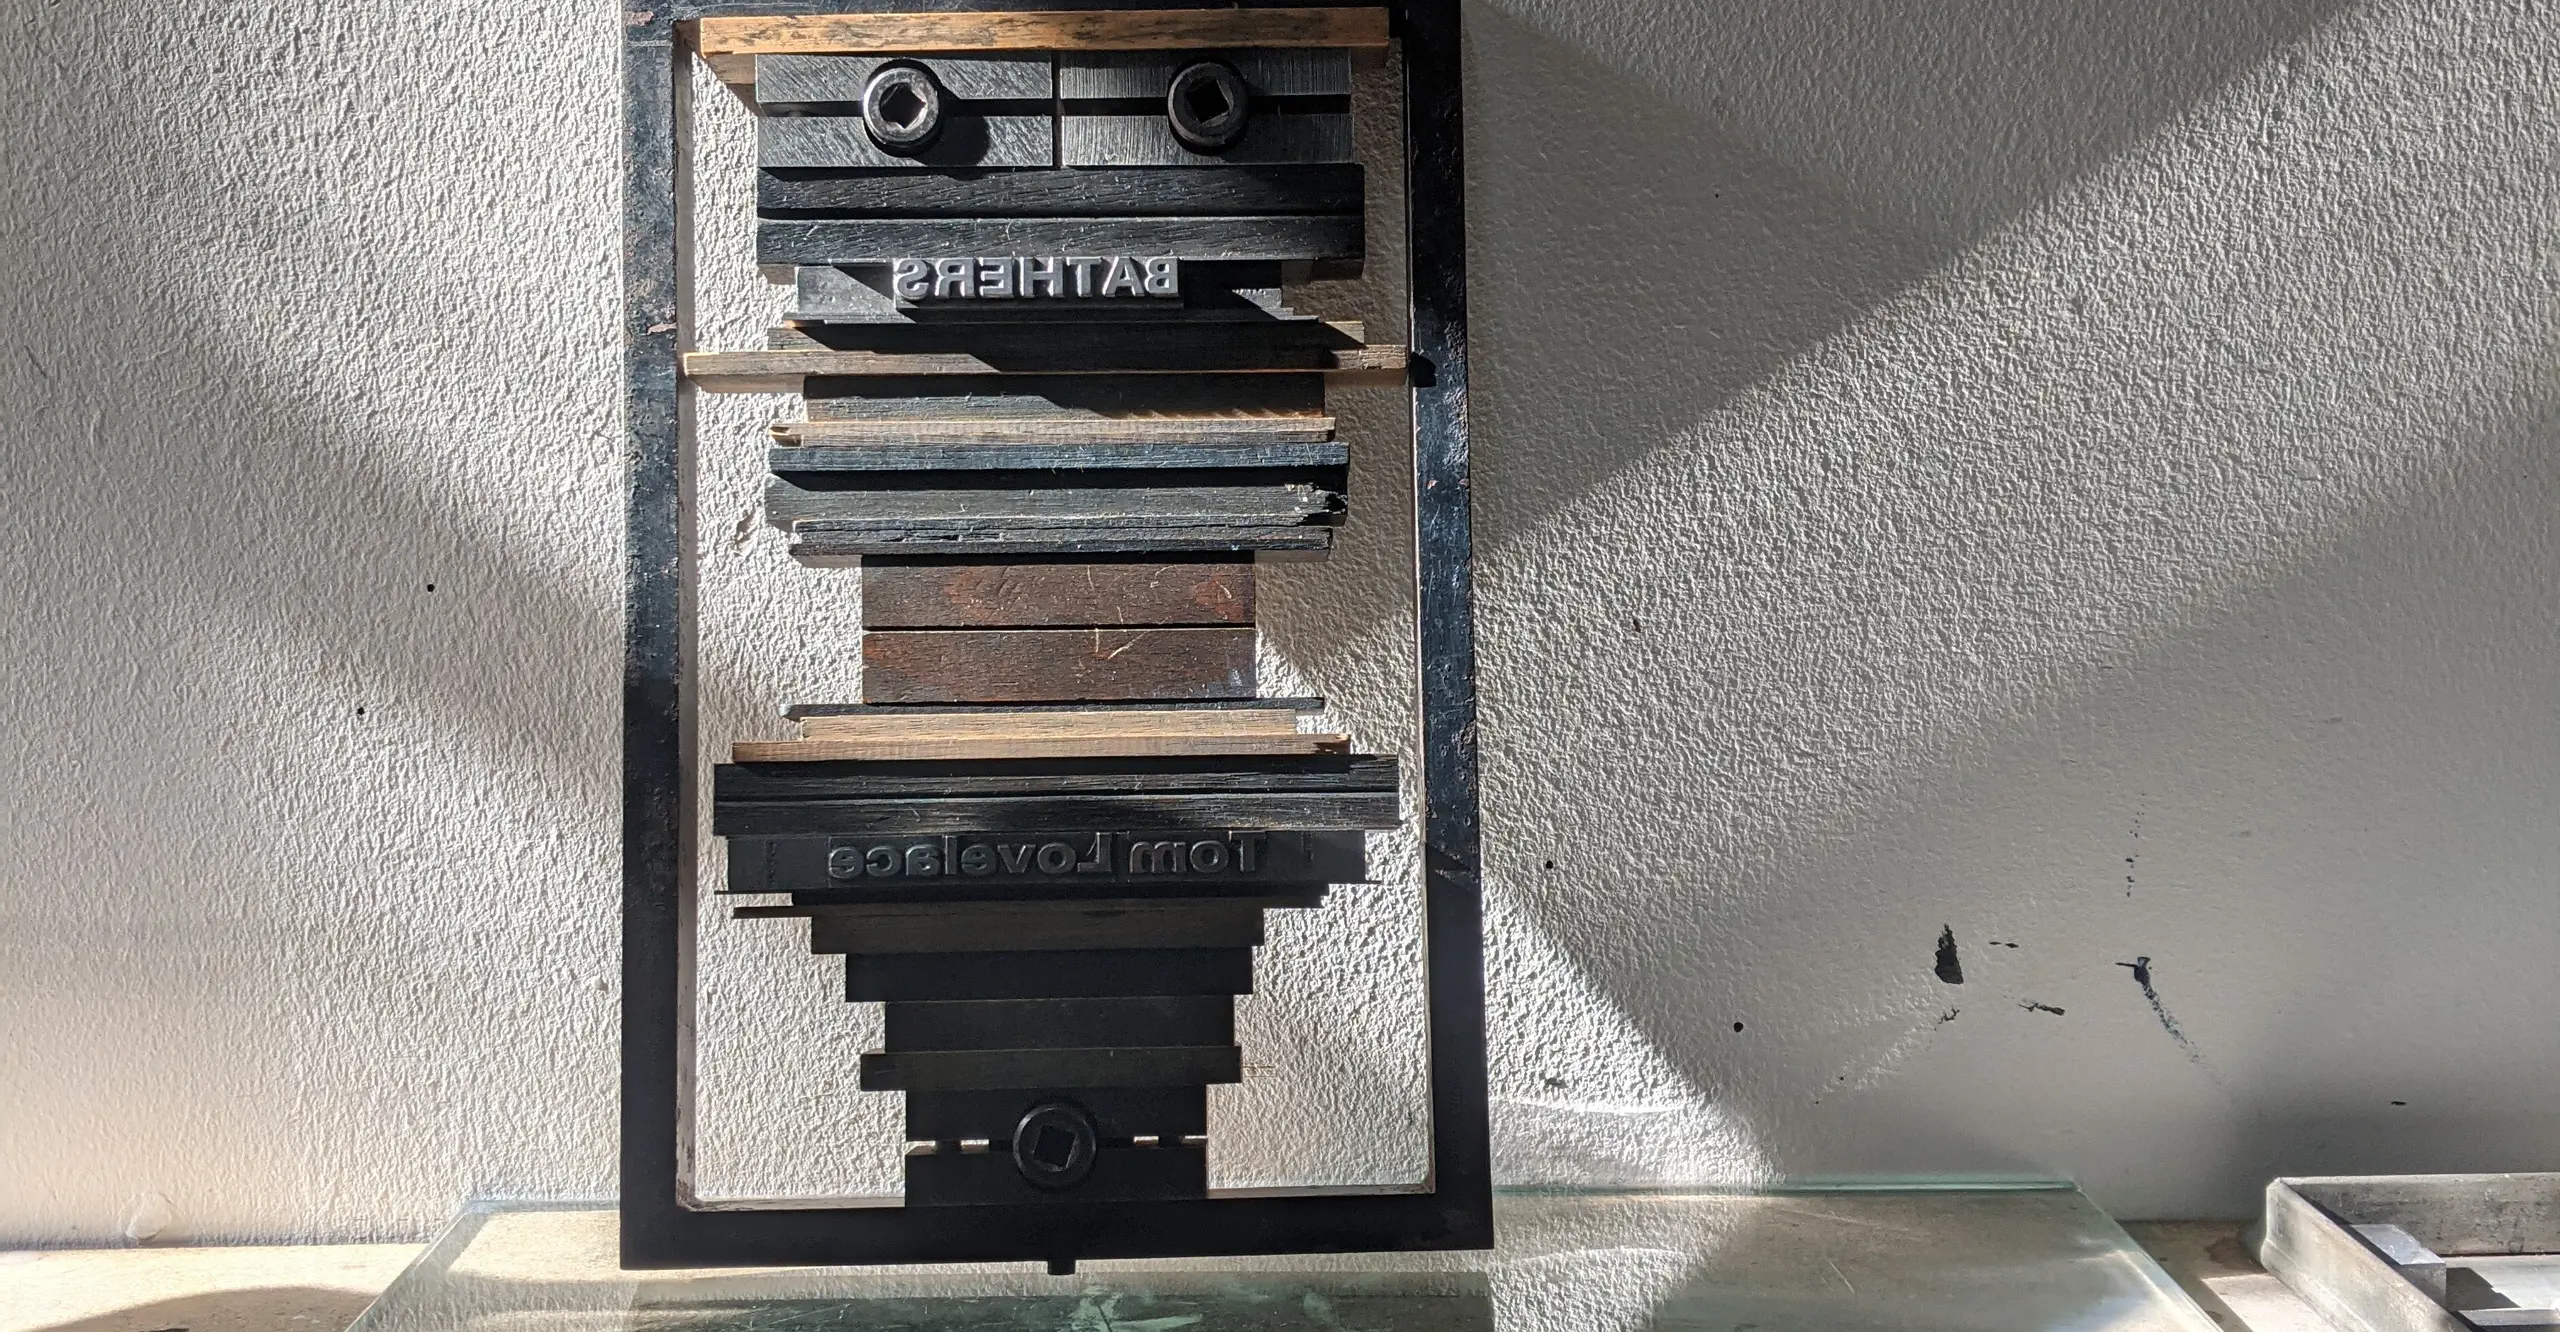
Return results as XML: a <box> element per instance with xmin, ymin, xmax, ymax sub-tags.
<box><xmin>348</xmin><ymin>1189</ymin><xmax>2218</xmax><ymax>1331</ymax></box>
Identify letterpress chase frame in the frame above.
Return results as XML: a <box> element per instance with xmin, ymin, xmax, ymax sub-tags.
<box><xmin>619</xmin><ymin>0</ymin><xmax>1485</xmax><ymax>1268</ymax></box>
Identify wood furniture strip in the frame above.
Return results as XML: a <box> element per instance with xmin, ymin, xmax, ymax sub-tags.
<box><xmin>862</xmin><ymin>626</ymin><xmax>1255</xmax><ymax>703</ymax></box>
<box><xmin>798</xmin><ymin>708</ymin><xmax>1294</xmax><ymax>738</ymax></box>
<box><xmin>859</xmin><ymin>1045</ymin><xmax>1243</xmax><ymax>1091</ymax></box>
<box><xmin>716</xmin><ymin>753</ymin><xmax>1399</xmax><ymax>798</ymax></box>
<box><xmin>689</xmin><ymin>9</ymin><xmax>1392</xmax><ymax>59</ymax></box>
<box><xmin>758</xmin><ymin>165</ymin><xmax>1364</xmax><ymax>219</ymax></box>
<box><xmin>803</xmin><ymin>373</ymin><xmax>1327</xmax><ymax>420</ymax></box>
<box><xmin>766</xmin><ymin>481</ymin><xmax>1343</xmax><ymax>530</ymax></box>
<box><xmin>883</xmin><ymin>995</ymin><xmax>1237</xmax><ymax>1051</ymax></box>
<box><xmin>811</xmin><ymin>903</ymin><xmax>1267</xmax><ymax>953</ymax></box>
<box><xmin>769</xmin><ymin>440</ymin><xmax>1349</xmax><ymax>470</ymax></box>
<box><xmin>862</xmin><ymin>562</ymin><xmax>1253</xmax><ymax>628</ymax></box>
<box><xmin>755</xmin><ymin>215</ymin><xmax>1362</xmax><ymax>266</ymax></box>
<box><xmin>691</xmin><ymin>346</ymin><xmax>1401</xmax><ymax>390</ymax></box>
<box><xmin>844</xmin><ymin>948</ymin><xmax>1255</xmax><ymax>1001</ymax></box>
<box><xmin>713</xmin><ymin>792</ymin><xmax>1403</xmax><ymax>837</ymax></box>
<box><xmin>733</xmin><ymin>733</ymin><xmax>1347</xmax><ymax>762</ymax></box>
<box><xmin>773</xmin><ymin>417</ymin><xmax>1336</xmax><ymax>444</ymax></box>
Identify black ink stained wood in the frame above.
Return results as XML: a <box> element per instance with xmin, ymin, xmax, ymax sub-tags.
<box><xmin>906</xmin><ymin>1086</ymin><xmax>1206</xmax><ymax>1139</ymax></box>
<box><xmin>690</xmin><ymin>342</ymin><xmax>1403</xmax><ymax>390</ymax></box>
<box><xmin>717</xmin><ymin>794</ymin><xmax>1399</xmax><ymax>837</ymax></box>
<box><xmin>904</xmin><ymin>1146</ymin><xmax>1205</xmax><ymax>1208</ymax></box>
<box><xmin>769</xmin><ymin>321</ymin><xmax>1366</xmax><ymax>354</ymax></box>
<box><xmin>726</xmin><ymin>829</ymin><xmax>1368</xmax><ymax>894</ymax></box>
<box><xmin>861</xmin><ymin>626</ymin><xmax>1255</xmax><ymax>703</ymax></box>
<box><xmin>717</xmin><ymin>752</ymin><xmax>1401</xmax><ymax>798</ymax></box>
<box><xmin>860</xmin><ymin>561</ymin><xmax>1253</xmax><ymax>627</ymax></box>
<box><xmin>808</xmin><ymin>903</ymin><xmax>1266</xmax><ymax>953</ymax></box>
<box><xmin>1058</xmin><ymin>49</ymin><xmax>1351</xmax><ymax>98</ymax></box>
<box><xmin>794</xmin><ymin>525</ymin><xmax>1334</xmax><ymax>558</ymax></box>
<box><xmin>1060</xmin><ymin>115</ymin><xmax>1353</xmax><ymax>167</ymax></box>
<box><xmin>755</xmin><ymin>216</ymin><xmax>1363</xmax><ymax>267</ymax></box>
<box><xmin>755</xmin><ymin>53</ymin><xmax>1054</xmax><ymax>105</ymax></box>
<box><xmin>884</xmin><ymin>996</ymin><xmax>1237</xmax><ymax>1050</ymax></box>
<box><xmin>760</xmin><ymin>115</ymin><xmax>1058</xmax><ymax>170</ymax></box>
<box><xmin>764</xmin><ymin>481</ymin><xmax>1346</xmax><ymax>532</ymax></box>
<box><xmin>774</xmin><ymin>420</ymin><xmax>1337</xmax><ymax>446</ymax></box>
<box><xmin>759</xmin><ymin>165</ymin><xmax>1364</xmax><ymax>219</ymax></box>
<box><xmin>846</xmin><ymin>947</ymin><xmax>1254</xmax><ymax>1001</ymax></box>
<box><xmin>861</xmin><ymin>1045</ymin><xmax>1242</xmax><ymax>1090</ymax></box>
<box><xmin>803</xmin><ymin>373</ymin><xmax>1328</xmax><ymax>420</ymax></box>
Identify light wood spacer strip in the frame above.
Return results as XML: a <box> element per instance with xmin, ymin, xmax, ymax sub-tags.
<box><xmin>688</xmin><ymin>8</ymin><xmax>1391</xmax><ymax>57</ymax></box>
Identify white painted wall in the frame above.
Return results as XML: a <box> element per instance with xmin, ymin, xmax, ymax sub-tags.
<box><xmin>0</xmin><ymin>0</ymin><xmax>2552</xmax><ymax>1245</ymax></box>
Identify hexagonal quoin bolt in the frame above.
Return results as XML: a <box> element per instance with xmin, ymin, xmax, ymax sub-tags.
<box><xmin>862</xmin><ymin>63</ymin><xmax>944</xmax><ymax>154</ymax></box>
<box><xmin>1011</xmin><ymin>1101</ymin><xmax>1099</xmax><ymax>1191</ymax></box>
<box><xmin>1166</xmin><ymin>60</ymin><xmax>1251</xmax><ymax>153</ymax></box>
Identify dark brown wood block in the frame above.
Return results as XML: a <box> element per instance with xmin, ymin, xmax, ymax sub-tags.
<box><xmin>862</xmin><ymin>627</ymin><xmax>1255</xmax><ymax>703</ymax></box>
<box><xmin>863</xmin><ymin>561</ymin><xmax>1253</xmax><ymax>629</ymax></box>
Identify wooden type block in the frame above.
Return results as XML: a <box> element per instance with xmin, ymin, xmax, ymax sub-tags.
<box><xmin>1061</xmin><ymin>114</ymin><xmax>1352</xmax><ymax>168</ymax></box>
<box><xmin>806</xmin><ymin>900</ymin><xmax>1267</xmax><ymax>953</ymax></box>
<box><xmin>860</xmin><ymin>562</ymin><xmax>1253</xmax><ymax>628</ymax></box>
<box><xmin>717</xmin><ymin>753</ymin><xmax>1400</xmax><ymax>799</ymax></box>
<box><xmin>1057</xmin><ymin>50</ymin><xmax>1352</xmax><ymax>100</ymax></box>
<box><xmin>775</xmin><ymin>418</ymin><xmax>1335</xmax><ymax>446</ymax></box>
<box><xmin>690</xmin><ymin>8</ymin><xmax>1392</xmax><ymax>60</ymax></box>
<box><xmin>769</xmin><ymin>440</ymin><xmax>1349</xmax><ymax>471</ymax></box>
<box><xmin>788</xmin><ymin>263</ymin><xmax>1306</xmax><ymax>324</ymax></box>
<box><xmin>860</xmin><ymin>1045</ymin><xmax>1241</xmax><ymax>1091</ymax></box>
<box><xmin>903</xmin><ymin>1143</ymin><xmax>1206</xmax><ymax>1207</ymax></box>
<box><xmin>724</xmin><ymin>828</ymin><xmax>1368</xmax><ymax>894</ymax></box>
<box><xmin>754</xmin><ymin>215</ymin><xmax>1362</xmax><ymax>269</ymax></box>
<box><xmin>758</xmin><ymin>115</ymin><xmax>1055</xmax><ymax>170</ymax></box>
<box><xmin>754</xmin><ymin>53</ymin><xmax>1052</xmax><ymax>105</ymax></box>
<box><xmin>906</xmin><ymin>1086</ymin><xmax>1205</xmax><ymax>1140</ymax></box>
<box><xmin>759</xmin><ymin>165</ymin><xmax>1363</xmax><ymax>219</ymax></box>
<box><xmin>802</xmin><ymin>372</ymin><xmax>1326</xmax><ymax>420</ymax></box>
<box><xmin>843</xmin><ymin>947</ymin><xmax>1253</xmax><ymax>1000</ymax></box>
<box><xmin>718</xmin><ymin>793</ymin><xmax>1399</xmax><ymax>837</ymax></box>
<box><xmin>884</xmin><ymin>996</ymin><xmax>1235</xmax><ymax>1051</ymax></box>
<box><xmin>862</xmin><ymin>627</ymin><xmax>1255</xmax><ymax>703</ymax></box>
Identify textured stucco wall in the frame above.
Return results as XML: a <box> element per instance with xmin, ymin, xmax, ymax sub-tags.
<box><xmin>1</xmin><ymin>0</ymin><xmax>2553</xmax><ymax>1245</ymax></box>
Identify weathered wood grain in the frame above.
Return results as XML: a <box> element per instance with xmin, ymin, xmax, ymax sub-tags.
<box><xmin>863</xmin><ymin>626</ymin><xmax>1255</xmax><ymax>703</ymax></box>
<box><xmin>860</xmin><ymin>1045</ymin><xmax>1242</xmax><ymax>1091</ymax></box>
<box><xmin>803</xmin><ymin>373</ymin><xmax>1327</xmax><ymax>420</ymax></box>
<box><xmin>717</xmin><ymin>752</ymin><xmax>1399</xmax><ymax>799</ymax></box>
<box><xmin>906</xmin><ymin>1086</ymin><xmax>1207</xmax><ymax>1139</ymax></box>
<box><xmin>860</xmin><ymin>561</ymin><xmax>1254</xmax><ymax>628</ymax></box>
<box><xmin>735</xmin><ymin>733</ymin><xmax>1346</xmax><ymax>761</ymax></box>
<box><xmin>1061</xmin><ymin>113</ymin><xmax>1352</xmax><ymax>167</ymax></box>
<box><xmin>691</xmin><ymin>8</ymin><xmax>1391</xmax><ymax>59</ymax></box>
<box><xmin>784</xmin><ymin>697</ymin><xmax>1319</xmax><ymax>719</ymax></box>
<box><xmin>690</xmin><ymin>340</ymin><xmax>1404</xmax><ymax>389</ymax></box>
<box><xmin>759</xmin><ymin>165</ymin><xmax>1363</xmax><ymax>219</ymax></box>
<box><xmin>755</xmin><ymin>53</ymin><xmax>1052</xmax><ymax>106</ymax></box>
<box><xmin>792</xmin><ymin>524</ymin><xmax>1334</xmax><ymax>558</ymax></box>
<box><xmin>718</xmin><ymin>793</ymin><xmax>1400</xmax><ymax>836</ymax></box>
<box><xmin>774</xmin><ymin>416</ymin><xmax>1335</xmax><ymax>444</ymax></box>
<box><xmin>758</xmin><ymin>114</ymin><xmax>1055</xmax><ymax>170</ymax></box>
<box><xmin>755</xmin><ymin>214</ymin><xmax>1361</xmax><ymax>267</ymax></box>
<box><xmin>766</xmin><ymin>480</ymin><xmax>1345</xmax><ymax>531</ymax></box>
<box><xmin>768</xmin><ymin>320</ymin><xmax>1364</xmax><ymax>353</ymax></box>
<box><xmin>883</xmin><ymin>996</ymin><xmax>1237</xmax><ymax>1050</ymax></box>
<box><xmin>1059</xmin><ymin>50</ymin><xmax>1351</xmax><ymax>100</ymax></box>
<box><xmin>769</xmin><ymin>440</ymin><xmax>1349</xmax><ymax>470</ymax></box>
<box><xmin>844</xmin><ymin>947</ymin><xmax>1254</xmax><ymax>1000</ymax></box>
<box><xmin>810</xmin><ymin>902</ymin><xmax>1266</xmax><ymax>953</ymax></box>
<box><xmin>798</xmin><ymin>708</ymin><xmax>1296</xmax><ymax>738</ymax></box>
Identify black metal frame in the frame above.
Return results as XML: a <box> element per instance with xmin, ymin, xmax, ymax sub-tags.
<box><xmin>620</xmin><ymin>0</ymin><xmax>1483</xmax><ymax>1268</ymax></box>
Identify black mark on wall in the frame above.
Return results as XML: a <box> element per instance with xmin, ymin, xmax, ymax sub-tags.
<box><xmin>1933</xmin><ymin>927</ymin><xmax>1964</xmax><ymax>984</ymax></box>
<box><xmin>2019</xmin><ymin>1001</ymin><xmax>2066</xmax><ymax>1016</ymax></box>
<box><xmin>2117</xmin><ymin>956</ymin><xmax>2204</xmax><ymax>1064</ymax></box>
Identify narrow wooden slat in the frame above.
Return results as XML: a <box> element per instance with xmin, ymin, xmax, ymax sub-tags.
<box><xmin>692</xmin><ymin>345</ymin><xmax>1405</xmax><ymax>390</ymax></box>
<box><xmin>769</xmin><ymin>440</ymin><xmax>1348</xmax><ymax>470</ymax></box>
<box><xmin>716</xmin><ymin>753</ymin><xmax>1399</xmax><ymax>799</ymax></box>
<box><xmin>767</xmin><ymin>320</ymin><xmax>1366</xmax><ymax>353</ymax></box>
<box><xmin>781</xmin><ymin>698</ymin><xmax>1320</xmax><ymax>719</ymax></box>
<box><xmin>767</xmin><ymin>481</ymin><xmax>1344</xmax><ymax>530</ymax></box>
<box><xmin>755</xmin><ymin>215</ymin><xmax>1361</xmax><ymax>267</ymax></box>
<box><xmin>863</xmin><ymin>627</ymin><xmax>1255</xmax><ymax>703</ymax></box>
<box><xmin>793</xmin><ymin>523</ymin><xmax>1334</xmax><ymax>559</ymax></box>
<box><xmin>714</xmin><ymin>792</ymin><xmax>1402</xmax><ymax>836</ymax></box>
<box><xmin>804</xmin><ymin>372</ymin><xmax>1327</xmax><ymax>421</ymax></box>
<box><xmin>775</xmin><ymin>417</ymin><xmax>1336</xmax><ymax>444</ymax></box>
<box><xmin>734</xmin><ymin>733</ymin><xmax>1346</xmax><ymax>762</ymax></box>
<box><xmin>860</xmin><ymin>1045</ymin><xmax>1242</xmax><ymax>1091</ymax></box>
<box><xmin>758</xmin><ymin>165</ymin><xmax>1363</xmax><ymax>219</ymax></box>
<box><xmin>691</xmin><ymin>8</ymin><xmax>1391</xmax><ymax>59</ymax></box>
<box><xmin>860</xmin><ymin>562</ymin><xmax>1254</xmax><ymax>629</ymax></box>
<box><xmin>799</xmin><ymin>707</ymin><xmax>1292</xmax><ymax>738</ymax></box>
